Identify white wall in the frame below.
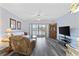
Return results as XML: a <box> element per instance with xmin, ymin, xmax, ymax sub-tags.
<box><xmin>57</xmin><ymin>12</ymin><xmax>79</xmax><ymax>48</ymax></box>
<box><xmin>57</xmin><ymin>12</ymin><xmax>79</xmax><ymax>38</ymax></box>
<box><xmin>0</xmin><ymin>7</ymin><xmax>24</xmax><ymax>40</ymax></box>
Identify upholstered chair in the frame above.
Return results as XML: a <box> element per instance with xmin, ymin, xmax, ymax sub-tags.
<box><xmin>9</xmin><ymin>36</ymin><xmax>33</xmax><ymax>55</ymax></box>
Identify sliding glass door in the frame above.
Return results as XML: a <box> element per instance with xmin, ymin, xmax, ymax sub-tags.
<box><xmin>32</xmin><ymin>24</ymin><xmax>38</xmax><ymax>36</ymax></box>
<box><xmin>30</xmin><ymin>24</ymin><xmax>47</xmax><ymax>37</ymax></box>
<box><xmin>38</xmin><ymin>24</ymin><xmax>46</xmax><ymax>37</ymax></box>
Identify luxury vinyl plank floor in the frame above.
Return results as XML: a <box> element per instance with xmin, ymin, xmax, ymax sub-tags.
<box><xmin>31</xmin><ymin>37</ymin><xmax>66</xmax><ymax>56</ymax></box>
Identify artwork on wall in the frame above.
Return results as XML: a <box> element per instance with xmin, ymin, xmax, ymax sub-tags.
<box><xmin>17</xmin><ymin>21</ymin><xmax>21</xmax><ymax>30</ymax></box>
<box><xmin>10</xmin><ymin>18</ymin><xmax>21</xmax><ymax>30</ymax></box>
<box><xmin>10</xmin><ymin>18</ymin><xmax>16</xmax><ymax>30</ymax></box>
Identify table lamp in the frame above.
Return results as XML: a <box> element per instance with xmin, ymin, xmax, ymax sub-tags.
<box><xmin>5</xmin><ymin>28</ymin><xmax>12</xmax><ymax>38</ymax></box>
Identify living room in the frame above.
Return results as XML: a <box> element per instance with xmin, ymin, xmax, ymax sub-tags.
<box><xmin>0</xmin><ymin>2</ymin><xmax>79</xmax><ymax>56</ymax></box>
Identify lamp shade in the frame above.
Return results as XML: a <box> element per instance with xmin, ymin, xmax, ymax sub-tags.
<box><xmin>5</xmin><ymin>28</ymin><xmax>12</xmax><ymax>33</ymax></box>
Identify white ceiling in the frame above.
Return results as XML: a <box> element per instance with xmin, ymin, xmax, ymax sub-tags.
<box><xmin>0</xmin><ymin>3</ymin><xmax>71</xmax><ymax>20</ymax></box>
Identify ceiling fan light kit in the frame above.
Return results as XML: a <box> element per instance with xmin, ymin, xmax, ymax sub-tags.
<box><xmin>70</xmin><ymin>3</ymin><xmax>79</xmax><ymax>13</ymax></box>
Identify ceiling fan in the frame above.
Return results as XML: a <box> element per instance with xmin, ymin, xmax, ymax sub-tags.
<box><xmin>29</xmin><ymin>10</ymin><xmax>50</xmax><ymax>21</ymax></box>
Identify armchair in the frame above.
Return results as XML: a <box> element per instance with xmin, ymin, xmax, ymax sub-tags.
<box><xmin>9</xmin><ymin>36</ymin><xmax>35</xmax><ymax>55</ymax></box>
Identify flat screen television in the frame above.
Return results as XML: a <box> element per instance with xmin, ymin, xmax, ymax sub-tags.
<box><xmin>59</xmin><ymin>26</ymin><xmax>70</xmax><ymax>36</ymax></box>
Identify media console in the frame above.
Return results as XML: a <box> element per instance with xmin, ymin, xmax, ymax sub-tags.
<box><xmin>58</xmin><ymin>35</ymin><xmax>71</xmax><ymax>47</ymax></box>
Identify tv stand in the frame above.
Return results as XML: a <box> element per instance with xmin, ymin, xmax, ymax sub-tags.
<box><xmin>58</xmin><ymin>35</ymin><xmax>71</xmax><ymax>47</ymax></box>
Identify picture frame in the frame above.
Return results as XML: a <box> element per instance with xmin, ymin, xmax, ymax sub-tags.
<box><xmin>10</xmin><ymin>18</ymin><xmax>16</xmax><ymax>30</ymax></box>
<box><xmin>17</xmin><ymin>21</ymin><xmax>21</xmax><ymax>30</ymax></box>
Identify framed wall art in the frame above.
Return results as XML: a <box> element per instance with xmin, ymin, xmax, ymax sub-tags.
<box><xmin>10</xmin><ymin>18</ymin><xmax>16</xmax><ymax>30</ymax></box>
<box><xmin>17</xmin><ymin>21</ymin><xmax>21</xmax><ymax>30</ymax></box>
